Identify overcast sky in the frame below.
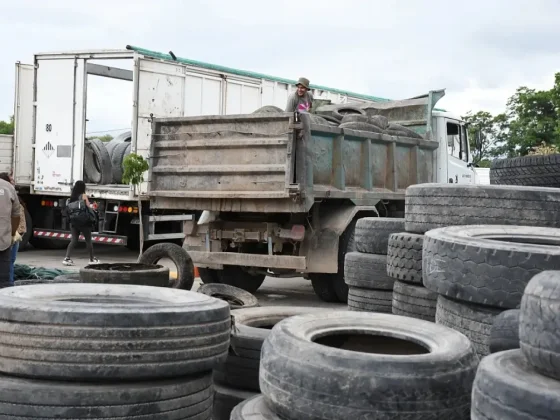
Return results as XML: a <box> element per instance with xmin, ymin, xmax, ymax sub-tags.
<box><xmin>1</xmin><ymin>0</ymin><xmax>558</xmax><ymax>134</ymax></box>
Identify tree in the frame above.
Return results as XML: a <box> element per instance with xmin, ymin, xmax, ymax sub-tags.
<box><xmin>462</xmin><ymin>110</ymin><xmax>507</xmax><ymax>166</ymax></box>
<box><xmin>0</xmin><ymin>116</ymin><xmax>14</xmax><ymax>135</ymax></box>
<box><xmin>122</xmin><ymin>153</ymin><xmax>150</xmax><ymax>257</ymax></box>
<box><xmin>87</xmin><ymin>134</ymin><xmax>113</xmax><ymax>142</ymax></box>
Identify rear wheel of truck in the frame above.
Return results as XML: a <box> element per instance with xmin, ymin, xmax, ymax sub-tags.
<box><xmin>219</xmin><ymin>266</ymin><xmax>265</xmax><ymax>293</ymax></box>
<box><xmin>198</xmin><ymin>268</ymin><xmax>222</xmax><ymax>284</ymax></box>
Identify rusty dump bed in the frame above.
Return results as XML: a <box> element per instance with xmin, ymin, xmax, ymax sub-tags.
<box><xmin>148</xmin><ymin>103</ymin><xmax>440</xmax><ymax>213</ymax></box>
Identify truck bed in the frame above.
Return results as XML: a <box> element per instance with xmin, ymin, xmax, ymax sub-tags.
<box><xmin>148</xmin><ymin>112</ymin><xmax>439</xmax><ymax>213</ymax></box>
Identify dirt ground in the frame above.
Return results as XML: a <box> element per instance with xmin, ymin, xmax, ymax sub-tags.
<box><xmin>15</xmin><ymin>244</ymin><xmax>346</xmax><ymax>310</ymax></box>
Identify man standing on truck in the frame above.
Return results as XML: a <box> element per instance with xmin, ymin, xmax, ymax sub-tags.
<box><xmin>0</xmin><ymin>177</ymin><xmax>20</xmax><ymax>287</ymax></box>
<box><xmin>286</xmin><ymin>77</ymin><xmax>314</xmax><ymax>113</ymax></box>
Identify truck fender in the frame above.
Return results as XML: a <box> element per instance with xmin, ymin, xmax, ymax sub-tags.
<box><xmin>302</xmin><ymin>202</ymin><xmax>379</xmax><ymax>274</ymax></box>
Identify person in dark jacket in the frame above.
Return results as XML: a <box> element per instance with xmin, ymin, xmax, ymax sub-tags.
<box><xmin>63</xmin><ymin>180</ymin><xmax>99</xmax><ymax>266</ymax></box>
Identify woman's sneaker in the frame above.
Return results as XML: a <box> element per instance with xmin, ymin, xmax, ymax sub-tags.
<box><xmin>89</xmin><ymin>258</ymin><xmax>100</xmax><ymax>264</ymax></box>
<box><xmin>62</xmin><ymin>258</ymin><xmax>74</xmax><ymax>266</ymax></box>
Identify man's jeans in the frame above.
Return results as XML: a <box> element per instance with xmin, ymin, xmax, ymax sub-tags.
<box><xmin>9</xmin><ymin>242</ymin><xmax>18</xmax><ymax>285</ymax></box>
<box><xmin>0</xmin><ymin>246</ymin><xmax>11</xmax><ymax>287</ymax></box>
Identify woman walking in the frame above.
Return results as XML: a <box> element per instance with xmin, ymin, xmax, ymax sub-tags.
<box><xmin>63</xmin><ymin>180</ymin><xmax>99</xmax><ymax>266</ymax></box>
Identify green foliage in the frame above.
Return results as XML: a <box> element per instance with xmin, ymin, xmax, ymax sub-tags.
<box><xmin>0</xmin><ymin>115</ymin><xmax>14</xmax><ymax>135</ymax></box>
<box><xmin>464</xmin><ymin>71</ymin><xmax>560</xmax><ymax>160</ymax></box>
<box><xmin>528</xmin><ymin>142</ymin><xmax>559</xmax><ymax>156</ymax></box>
<box><xmin>122</xmin><ymin>153</ymin><xmax>149</xmax><ymax>187</ymax></box>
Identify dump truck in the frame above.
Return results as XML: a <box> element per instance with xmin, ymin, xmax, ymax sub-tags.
<box><xmin>147</xmin><ymin>90</ymin><xmax>479</xmax><ymax>302</ymax></box>
<box><xmin>8</xmin><ymin>46</ymin><xmax>420</xmax><ymax>251</ymax></box>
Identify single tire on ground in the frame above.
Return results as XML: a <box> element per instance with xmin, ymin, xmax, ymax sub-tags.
<box><xmin>198</xmin><ymin>283</ymin><xmax>259</xmax><ymax>310</ymax></box>
<box><xmin>214</xmin><ymin>306</ymin><xmax>325</xmax><ymax>392</ymax></box>
<box><xmin>404</xmin><ymin>183</ymin><xmax>560</xmax><ymax>234</ymax></box>
<box><xmin>213</xmin><ymin>383</ymin><xmax>259</xmax><ymax>420</ymax></box>
<box><xmin>0</xmin><ymin>371</ymin><xmax>214</xmax><ymax>419</ymax></box>
<box><xmin>423</xmin><ymin>225</ymin><xmax>560</xmax><ymax>309</ymax></box>
<box><xmin>347</xmin><ymin>286</ymin><xmax>392</xmax><ymax>313</ymax></box>
<box><xmin>386</xmin><ymin>232</ymin><xmax>423</xmax><ymax>284</ymax></box>
<box><xmin>471</xmin><ymin>350</ymin><xmax>560</xmax><ymax>420</ymax></box>
<box><xmin>219</xmin><ymin>266</ymin><xmax>265</xmax><ymax>293</ymax></box>
<box><xmin>520</xmin><ymin>271</ymin><xmax>560</xmax><ymax>380</ymax></box>
<box><xmin>80</xmin><ymin>263</ymin><xmax>170</xmax><ymax>287</ymax></box>
<box><xmin>138</xmin><ymin>242</ymin><xmax>195</xmax><ymax>290</ymax></box>
<box><xmin>260</xmin><ymin>312</ymin><xmax>478</xmax><ymax>420</ymax></box>
<box><xmin>0</xmin><ymin>283</ymin><xmax>230</xmax><ymax>381</ymax></box>
<box><xmin>392</xmin><ymin>281</ymin><xmax>437</xmax><ymax>322</ymax></box>
<box><xmin>84</xmin><ymin>138</ymin><xmax>112</xmax><ymax>185</ymax></box>
<box><xmin>436</xmin><ymin>295</ymin><xmax>503</xmax><ymax>356</ymax></box>
<box><xmin>490</xmin><ymin>153</ymin><xmax>560</xmax><ymax>187</ymax></box>
<box><xmin>231</xmin><ymin>395</ymin><xmax>283</xmax><ymax>420</ymax></box>
<box><xmin>489</xmin><ymin>309</ymin><xmax>520</xmax><ymax>354</ymax></box>
<box><xmin>355</xmin><ymin>217</ymin><xmax>405</xmax><ymax>254</ymax></box>
<box><xmin>111</xmin><ymin>141</ymin><xmax>131</xmax><ymax>184</ymax></box>
<box><xmin>344</xmin><ymin>252</ymin><xmax>394</xmax><ymax>290</ymax></box>
<box><xmin>339</xmin><ymin>121</ymin><xmax>385</xmax><ymax>134</ymax></box>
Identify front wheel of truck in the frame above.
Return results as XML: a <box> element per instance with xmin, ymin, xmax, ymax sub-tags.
<box><xmin>219</xmin><ymin>266</ymin><xmax>266</xmax><ymax>293</ymax></box>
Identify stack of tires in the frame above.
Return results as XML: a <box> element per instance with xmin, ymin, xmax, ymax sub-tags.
<box><xmin>490</xmin><ymin>153</ymin><xmax>560</xmax><ymax>188</ymax></box>
<box><xmin>406</xmin><ymin>183</ymin><xmax>560</xmax><ymax>356</ymax></box>
<box><xmin>212</xmin><ymin>307</ymin><xmax>324</xmax><ymax>420</ymax></box>
<box><xmin>343</xmin><ymin>217</ymin><xmax>404</xmax><ymax>312</ymax></box>
<box><xmin>232</xmin><ymin>311</ymin><xmax>479</xmax><ymax>419</ymax></box>
<box><xmin>386</xmin><ymin>232</ymin><xmax>438</xmax><ymax>321</ymax></box>
<box><xmin>471</xmin><ymin>271</ymin><xmax>560</xmax><ymax>418</ymax></box>
<box><xmin>0</xmin><ymin>283</ymin><xmax>231</xmax><ymax>419</ymax></box>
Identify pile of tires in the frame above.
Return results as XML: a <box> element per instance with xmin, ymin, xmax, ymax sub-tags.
<box><xmin>471</xmin><ymin>271</ymin><xmax>560</xmax><ymax>419</ymax></box>
<box><xmin>343</xmin><ymin>217</ymin><xmax>404</xmax><ymax>312</ymax></box>
<box><xmin>0</xmin><ymin>282</ymin><xmax>231</xmax><ymax>418</ymax></box>
<box><xmin>232</xmin><ymin>311</ymin><xmax>479</xmax><ymax>419</ymax></box>
<box><xmin>212</xmin><ymin>307</ymin><xmax>323</xmax><ymax>420</ymax></box>
<box><xmin>406</xmin><ymin>183</ymin><xmax>560</xmax><ymax>356</ymax></box>
<box><xmin>83</xmin><ymin>131</ymin><xmax>132</xmax><ymax>185</ymax></box>
<box><xmin>490</xmin><ymin>153</ymin><xmax>560</xmax><ymax>187</ymax></box>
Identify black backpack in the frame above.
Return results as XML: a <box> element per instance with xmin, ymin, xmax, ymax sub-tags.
<box><xmin>65</xmin><ymin>198</ymin><xmax>96</xmax><ymax>228</ymax></box>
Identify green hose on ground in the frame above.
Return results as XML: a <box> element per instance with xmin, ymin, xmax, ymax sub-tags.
<box><xmin>14</xmin><ymin>264</ymin><xmax>77</xmax><ymax>281</ymax></box>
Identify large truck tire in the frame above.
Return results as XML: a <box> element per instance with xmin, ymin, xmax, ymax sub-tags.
<box><xmin>260</xmin><ymin>312</ymin><xmax>477</xmax><ymax>420</ymax></box>
<box><xmin>214</xmin><ymin>307</ymin><xmax>323</xmax><ymax>392</ymax></box>
<box><xmin>138</xmin><ymin>242</ymin><xmax>195</xmax><ymax>290</ymax></box>
<box><xmin>310</xmin><ymin>275</ymin><xmax>339</xmax><ymax>303</ymax></box>
<box><xmin>231</xmin><ymin>395</ymin><xmax>283</xmax><ymax>420</ymax></box>
<box><xmin>84</xmin><ymin>138</ymin><xmax>112</xmax><ymax>185</ymax></box>
<box><xmin>354</xmin><ymin>217</ymin><xmax>405</xmax><ymax>255</ymax></box>
<box><xmin>347</xmin><ymin>287</ymin><xmax>392</xmax><ymax>313</ymax></box>
<box><xmin>213</xmin><ymin>383</ymin><xmax>259</xmax><ymax>420</ymax></box>
<box><xmin>252</xmin><ymin>105</ymin><xmax>283</xmax><ymax>113</ymax></box>
<box><xmin>386</xmin><ymin>123</ymin><xmax>422</xmax><ymax>139</ymax></box>
<box><xmin>198</xmin><ymin>283</ymin><xmax>259</xmax><ymax>310</ymax></box>
<box><xmin>386</xmin><ymin>232</ymin><xmax>423</xmax><ymax>284</ymax></box>
<box><xmin>423</xmin><ymin>225</ymin><xmax>560</xmax><ymax>309</ymax></box>
<box><xmin>472</xmin><ymin>350</ymin><xmax>560</xmax><ymax>420</ymax></box>
<box><xmin>344</xmin><ymin>252</ymin><xmax>394</xmax><ymax>290</ymax></box>
<box><xmin>0</xmin><ymin>371</ymin><xmax>213</xmax><ymax>419</ymax></box>
<box><xmin>490</xmin><ymin>309</ymin><xmax>520</xmax><ymax>354</ymax></box>
<box><xmin>0</xmin><ymin>283</ymin><xmax>230</xmax><ymax>381</ymax></box>
<box><xmin>436</xmin><ymin>295</ymin><xmax>502</xmax><ymax>356</ymax></box>
<box><xmin>405</xmin><ymin>183</ymin><xmax>560</xmax><ymax>233</ymax></box>
<box><xmin>80</xmin><ymin>263</ymin><xmax>170</xmax><ymax>287</ymax></box>
<box><xmin>198</xmin><ymin>267</ymin><xmax>221</xmax><ymax>284</ymax></box>
<box><xmin>490</xmin><ymin>153</ymin><xmax>560</xmax><ymax>187</ymax></box>
<box><xmin>339</xmin><ymin>121</ymin><xmax>385</xmax><ymax>134</ymax></box>
<box><xmin>111</xmin><ymin>141</ymin><xmax>131</xmax><ymax>184</ymax></box>
<box><xmin>520</xmin><ymin>271</ymin><xmax>560</xmax><ymax>380</ymax></box>
<box><xmin>219</xmin><ymin>266</ymin><xmax>265</xmax><ymax>293</ymax></box>
<box><xmin>392</xmin><ymin>281</ymin><xmax>437</xmax><ymax>322</ymax></box>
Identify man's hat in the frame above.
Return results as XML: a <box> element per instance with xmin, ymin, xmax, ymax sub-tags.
<box><xmin>296</xmin><ymin>77</ymin><xmax>310</xmax><ymax>90</ymax></box>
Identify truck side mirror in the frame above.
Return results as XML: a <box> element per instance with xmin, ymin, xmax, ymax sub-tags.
<box><xmin>475</xmin><ymin>131</ymin><xmax>483</xmax><ymax>149</ymax></box>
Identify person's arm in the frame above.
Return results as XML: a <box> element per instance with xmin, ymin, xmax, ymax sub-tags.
<box><xmin>82</xmin><ymin>193</ymin><xmax>91</xmax><ymax>206</ymax></box>
<box><xmin>285</xmin><ymin>93</ymin><xmax>297</xmax><ymax>112</ymax></box>
<box><xmin>10</xmin><ymin>187</ymin><xmax>20</xmax><ymax>237</ymax></box>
